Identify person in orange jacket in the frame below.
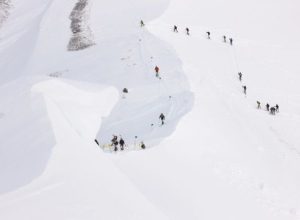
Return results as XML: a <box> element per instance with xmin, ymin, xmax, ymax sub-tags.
<box><xmin>155</xmin><ymin>66</ymin><xmax>160</xmax><ymax>77</ymax></box>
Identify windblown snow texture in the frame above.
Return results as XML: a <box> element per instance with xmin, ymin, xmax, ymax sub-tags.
<box><xmin>68</xmin><ymin>0</ymin><xmax>95</xmax><ymax>51</ymax></box>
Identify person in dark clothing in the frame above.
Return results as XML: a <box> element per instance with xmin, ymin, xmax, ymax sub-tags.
<box><xmin>257</xmin><ymin>101</ymin><xmax>261</xmax><ymax>109</ymax></box>
<box><xmin>94</xmin><ymin>139</ymin><xmax>99</xmax><ymax>146</ymax></box>
<box><xmin>270</xmin><ymin>107</ymin><xmax>276</xmax><ymax>115</ymax></box>
<box><xmin>141</xmin><ymin>141</ymin><xmax>146</xmax><ymax>149</ymax></box>
<box><xmin>266</xmin><ymin>103</ymin><xmax>270</xmax><ymax>111</ymax></box>
<box><xmin>173</xmin><ymin>25</ymin><xmax>178</xmax><ymax>32</ymax></box>
<box><xmin>159</xmin><ymin>113</ymin><xmax>165</xmax><ymax>125</ymax></box>
<box><xmin>275</xmin><ymin>104</ymin><xmax>279</xmax><ymax>112</ymax></box>
<box><xmin>155</xmin><ymin>66</ymin><xmax>160</xmax><ymax>78</ymax></box>
<box><xmin>186</xmin><ymin>27</ymin><xmax>190</xmax><ymax>35</ymax></box>
<box><xmin>119</xmin><ymin>137</ymin><xmax>125</xmax><ymax>151</ymax></box>
<box><xmin>238</xmin><ymin>72</ymin><xmax>242</xmax><ymax>81</ymax></box>
<box><xmin>206</xmin><ymin>31</ymin><xmax>211</xmax><ymax>39</ymax></box>
<box><xmin>123</xmin><ymin>88</ymin><xmax>128</xmax><ymax>93</ymax></box>
<box><xmin>140</xmin><ymin>20</ymin><xmax>145</xmax><ymax>27</ymax></box>
<box><xmin>243</xmin><ymin>85</ymin><xmax>247</xmax><ymax>94</ymax></box>
<box><xmin>229</xmin><ymin>38</ymin><xmax>233</xmax><ymax>45</ymax></box>
<box><xmin>122</xmin><ymin>88</ymin><xmax>128</xmax><ymax>98</ymax></box>
<box><xmin>111</xmin><ymin>135</ymin><xmax>118</xmax><ymax>151</ymax></box>
<box><xmin>223</xmin><ymin>36</ymin><xmax>227</xmax><ymax>43</ymax></box>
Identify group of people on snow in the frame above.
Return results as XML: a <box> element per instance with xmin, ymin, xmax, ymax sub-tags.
<box><xmin>173</xmin><ymin>25</ymin><xmax>234</xmax><ymax>45</ymax></box>
<box><xmin>111</xmin><ymin>135</ymin><xmax>126</xmax><ymax>151</ymax></box>
<box><xmin>257</xmin><ymin>102</ymin><xmax>279</xmax><ymax>115</ymax></box>
<box><xmin>173</xmin><ymin>25</ymin><xmax>190</xmax><ymax>35</ymax></box>
<box><xmin>238</xmin><ymin>72</ymin><xmax>279</xmax><ymax>115</ymax></box>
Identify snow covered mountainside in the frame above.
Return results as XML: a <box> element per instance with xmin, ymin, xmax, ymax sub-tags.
<box><xmin>0</xmin><ymin>0</ymin><xmax>300</xmax><ymax>219</ymax></box>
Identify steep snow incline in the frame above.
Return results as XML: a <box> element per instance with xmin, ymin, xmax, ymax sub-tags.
<box><xmin>0</xmin><ymin>80</ymin><xmax>168</xmax><ymax>220</ymax></box>
<box><xmin>0</xmin><ymin>0</ymin><xmax>53</xmax><ymax>84</ymax></box>
<box><xmin>23</xmin><ymin>0</ymin><xmax>193</xmax><ymax>149</ymax></box>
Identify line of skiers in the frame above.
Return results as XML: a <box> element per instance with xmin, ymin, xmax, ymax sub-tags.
<box><xmin>173</xmin><ymin>25</ymin><xmax>190</xmax><ymax>35</ymax></box>
<box><xmin>237</xmin><ymin>72</ymin><xmax>247</xmax><ymax>95</ymax></box>
<box><xmin>257</xmin><ymin>101</ymin><xmax>279</xmax><ymax>115</ymax></box>
<box><xmin>140</xmin><ymin>20</ymin><xmax>234</xmax><ymax>45</ymax></box>
<box><xmin>237</xmin><ymin>71</ymin><xmax>280</xmax><ymax>115</ymax></box>
<box><xmin>173</xmin><ymin>25</ymin><xmax>234</xmax><ymax>45</ymax></box>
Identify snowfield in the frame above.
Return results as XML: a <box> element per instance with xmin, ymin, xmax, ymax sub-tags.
<box><xmin>0</xmin><ymin>0</ymin><xmax>300</xmax><ymax>219</ymax></box>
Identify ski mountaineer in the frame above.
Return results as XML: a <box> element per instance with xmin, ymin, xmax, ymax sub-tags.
<box><xmin>257</xmin><ymin>101</ymin><xmax>261</xmax><ymax>109</ymax></box>
<box><xmin>159</xmin><ymin>113</ymin><xmax>165</xmax><ymax>125</ymax></box>
<box><xmin>186</xmin><ymin>27</ymin><xmax>190</xmax><ymax>35</ymax></box>
<box><xmin>173</xmin><ymin>25</ymin><xmax>178</xmax><ymax>32</ymax></box>
<box><xmin>141</xmin><ymin>141</ymin><xmax>146</xmax><ymax>149</ymax></box>
<box><xmin>206</xmin><ymin>31</ymin><xmax>211</xmax><ymax>39</ymax></box>
<box><xmin>119</xmin><ymin>137</ymin><xmax>125</xmax><ymax>151</ymax></box>
<box><xmin>238</xmin><ymin>72</ymin><xmax>242</xmax><ymax>81</ymax></box>
<box><xmin>223</xmin><ymin>35</ymin><xmax>227</xmax><ymax>42</ymax></box>
<box><xmin>140</xmin><ymin>20</ymin><xmax>145</xmax><ymax>27</ymax></box>
<box><xmin>243</xmin><ymin>85</ymin><xmax>247</xmax><ymax>94</ymax></box>
<box><xmin>111</xmin><ymin>135</ymin><xmax>118</xmax><ymax>151</ymax></box>
<box><xmin>270</xmin><ymin>107</ymin><xmax>276</xmax><ymax>115</ymax></box>
<box><xmin>229</xmin><ymin>38</ymin><xmax>233</xmax><ymax>45</ymax></box>
<box><xmin>155</xmin><ymin>66</ymin><xmax>160</xmax><ymax>78</ymax></box>
<box><xmin>122</xmin><ymin>88</ymin><xmax>128</xmax><ymax>98</ymax></box>
<box><xmin>266</xmin><ymin>103</ymin><xmax>270</xmax><ymax>111</ymax></box>
<box><xmin>275</xmin><ymin>104</ymin><xmax>279</xmax><ymax>112</ymax></box>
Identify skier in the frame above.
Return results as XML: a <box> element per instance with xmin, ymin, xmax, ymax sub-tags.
<box><xmin>266</xmin><ymin>103</ymin><xmax>270</xmax><ymax>111</ymax></box>
<box><xmin>111</xmin><ymin>135</ymin><xmax>118</xmax><ymax>151</ymax></box>
<box><xmin>119</xmin><ymin>137</ymin><xmax>125</xmax><ymax>151</ymax></box>
<box><xmin>122</xmin><ymin>88</ymin><xmax>128</xmax><ymax>98</ymax></box>
<box><xmin>154</xmin><ymin>66</ymin><xmax>160</xmax><ymax>78</ymax></box>
<box><xmin>141</xmin><ymin>141</ymin><xmax>146</xmax><ymax>149</ymax></box>
<box><xmin>270</xmin><ymin>107</ymin><xmax>276</xmax><ymax>115</ymax></box>
<box><xmin>229</xmin><ymin>38</ymin><xmax>233</xmax><ymax>45</ymax></box>
<box><xmin>159</xmin><ymin>113</ymin><xmax>165</xmax><ymax>125</ymax></box>
<box><xmin>140</xmin><ymin>20</ymin><xmax>145</xmax><ymax>27</ymax></box>
<box><xmin>206</xmin><ymin>31</ymin><xmax>211</xmax><ymax>39</ymax></box>
<box><xmin>173</xmin><ymin>25</ymin><xmax>178</xmax><ymax>32</ymax></box>
<box><xmin>223</xmin><ymin>35</ymin><xmax>227</xmax><ymax>43</ymax></box>
<box><xmin>275</xmin><ymin>104</ymin><xmax>279</xmax><ymax>112</ymax></box>
<box><xmin>238</xmin><ymin>72</ymin><xmax>242</xmax><ymax>81</ymax></box>
<box><xmin>94</xmin><ymin>139</ymin><xmax>99</xmax><ymax>146</ymax></box>
<box><xmin>257</xmin><ymin>101</ymin><xmax>261</xmax><ymax>109</ymax></box>
<box><xmin>123</xmin><ymin>88</ymin><xmax>128</xmax><ymax>93</ymax></box>
<box><xmin>186</xmin><ymin>27</ymin><xmax>190</xmax><ymax>35</ymax></box>
<box><xmin>242</xmin><ymin>85</ymin><xmax>247</xmax><ymax>94</ymax></box>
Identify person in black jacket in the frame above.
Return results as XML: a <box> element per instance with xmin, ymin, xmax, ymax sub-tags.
<box><xmin>243</xmin><ymin>85</ymin><xmax>247</xmax><ymax>94</ymax></box>
<box><xmin>206</xmin><ymin>31</ymin><xmax>211</xmax><ymax>39</ymax></box>
<box><xmin>159</xmin><ymin>113</ymin><xmax>165</xmax><ymax>125</ymax></box>
<box><xmin>173</xmin><ymin>25</ymin><xmax>178</xmax><ymax>32</ymax></box>
<box><xmin>186</xmin><ymin>27</ymin><xmax>190</xmax><ymax>35</ymax></box>
<box><xmin>119</xmin><ymin>137</ymin><xmax>125</xmax><ymax>151</ymax></box>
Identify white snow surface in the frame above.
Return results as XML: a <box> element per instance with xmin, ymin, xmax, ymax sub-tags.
<box><xmin>0</xmin><ymin>0</ymin><xmax>300</xmax><ymax>219</ymax></box>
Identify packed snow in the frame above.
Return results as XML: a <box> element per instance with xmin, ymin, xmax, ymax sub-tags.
<box><xmin>0</xmin><ymin>0</ymin><xmax>300</xmax><ymax>219</ymax></box>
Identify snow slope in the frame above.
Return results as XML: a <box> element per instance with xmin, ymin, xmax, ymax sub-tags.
<box><xmin>0</xmin><ymin>0</ymin><xmax>300</xmax><ymax>219</ymax></box>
